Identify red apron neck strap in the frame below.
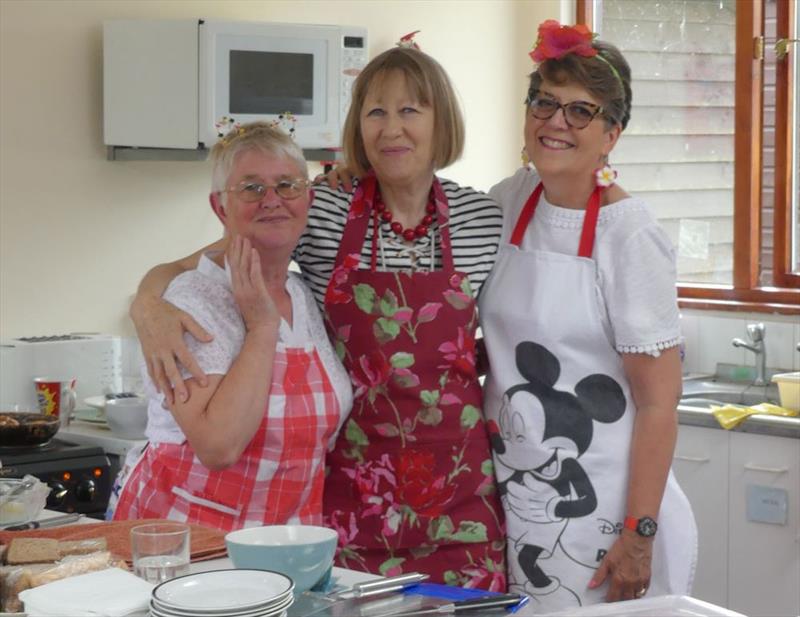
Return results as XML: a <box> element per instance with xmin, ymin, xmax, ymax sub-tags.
<box><xmin>510</xmin><ymin>181</ymin><xmax>603</xmax><ymax>258</ymax></box>
<box><xmin>510</xmin><ymin>182</ymin><xmax>544</xmax><ymax>247</ymax></box>
<box><xmin>577</xmin><ymin>185</ymin><xmax>602</xmax><ymax>258</ymax></box>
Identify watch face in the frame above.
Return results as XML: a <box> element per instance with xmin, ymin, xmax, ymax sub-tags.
<box><xmin>638</xmin><ymin>517</ymin><xmax>658</xmax><ymax>537</ymax></box>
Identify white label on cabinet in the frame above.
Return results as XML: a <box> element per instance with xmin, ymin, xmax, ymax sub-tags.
<box><xmin>746</xmin><ymin>484</ymin><xmax>788</xmax><ymax>525</ymax></box>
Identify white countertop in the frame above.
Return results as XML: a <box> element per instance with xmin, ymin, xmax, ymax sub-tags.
<box><xmin>59</xmin><ymin>422</ymin><xmax>146</xmax><ymax>457</ymax></box>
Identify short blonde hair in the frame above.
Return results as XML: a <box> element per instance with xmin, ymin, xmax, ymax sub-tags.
<box><xmin>342</xmin><ymin>47</ymin><xmax>465</xmax><ymax>177</ymax></box>
<box><xmin>210</xmin><ymin>121</ymin><xmax>308</xmax><ymax>197</ymax></box>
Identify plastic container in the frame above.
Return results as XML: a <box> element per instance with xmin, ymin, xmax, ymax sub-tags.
<box><xmin>771</xmin><ymin>372</ymin><xmax>800</xmax><ymax>412</ymax></box>
<box><xmin>0</xmin><ymin>475</ymin><xmax>50</xmax><ymax>526</ymax></box>
<box><xmin>535</xmin><ymin>595</ymin><xmax>745</xmax><ymax>616</ymax></box>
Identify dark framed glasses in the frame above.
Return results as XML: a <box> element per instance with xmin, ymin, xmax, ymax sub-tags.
<box><xmin>225</xmin><ymin>178</ymin><xmax>311</xmax><ymax>202</ymax></box>
<box><xmin>525</xmin><ymin>90</ymin><xmax>605</xmax><ymax>129</ymax></box>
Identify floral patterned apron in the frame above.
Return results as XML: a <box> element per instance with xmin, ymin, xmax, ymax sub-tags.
<box><xmin>323</xmin><ymin>175</ymin><xmax>506</xmax><ymax>591</ymax></box>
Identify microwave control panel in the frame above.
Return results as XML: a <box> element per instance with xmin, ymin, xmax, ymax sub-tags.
<box><xmin>340</xmin><ymin>29</ymin><xmax>368</xmax><ymax>125</ymax></box>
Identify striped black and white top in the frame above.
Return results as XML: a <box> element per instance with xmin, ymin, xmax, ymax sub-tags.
<box><xmin>294</xmin><ymin>179</ymin><xmax>503</xmax><ymax>309</ymax></box>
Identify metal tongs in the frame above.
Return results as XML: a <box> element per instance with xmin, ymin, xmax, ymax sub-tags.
<box><xmin>327</xmin><ymin>572</ymin><xmax>430</xmax><ymax>600</ymax></box>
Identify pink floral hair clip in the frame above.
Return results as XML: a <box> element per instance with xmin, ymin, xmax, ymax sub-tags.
<box><xmin>530</xmin><ymin>20</ymin><xmax>597</xmax><ymax>63</ymax></box>
<box><xmin>215</xmin><ymin>115</ymin><xmax>242</xmax><ymax>140</ymax></box>
<box><xmin>397</xmin><ymin>30</ymin><xmax>421</xmax><ymax>50</ymax></box>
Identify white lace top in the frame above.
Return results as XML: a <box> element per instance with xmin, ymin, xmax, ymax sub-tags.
<box><xmin>144</xmin><ymin>252</ymin><xmax>353</xmax><ymax>444</ymax></box>
<box><xmin>489</xmin><ymin>167</ymin><xmax>681</xmax><ymax>357</ymax></box>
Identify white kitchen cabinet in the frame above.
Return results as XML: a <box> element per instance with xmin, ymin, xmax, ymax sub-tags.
<box><xmin>673</xmin><ymin>424</ymin><xmax>800</xmax><ymax>617</ymax></box>
<box><xmin>727</xmin><ymin>431</ymin><xmax>800</xmax><ymax>617</ymax></box>
<box><xmin>672</xmin><ymin>425</ymin><xmax>729</xmax><ymax>607</ymax></box>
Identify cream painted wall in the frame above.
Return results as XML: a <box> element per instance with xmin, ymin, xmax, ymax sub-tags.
<box><xmin>0</xmin><ymin>0</ymin><xmax>558</xmax><ymax>338</ymax></box>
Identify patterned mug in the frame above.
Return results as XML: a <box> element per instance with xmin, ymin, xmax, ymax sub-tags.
<box><xmin>34</xmin><ymin>377</ymin><xmax>77</xmax><ymax>428</ymax></box>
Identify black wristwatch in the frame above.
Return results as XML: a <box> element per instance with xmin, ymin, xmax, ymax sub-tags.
<box><xmin>624</xmin><ymin>515</ymin><xmax>658</xmax><ymax>537</ymax></box>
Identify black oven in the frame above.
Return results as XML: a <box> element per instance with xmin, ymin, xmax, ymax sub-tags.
<box><xmin>0</xmin><ymin>439</ymin><xmax>112</xmax><ymax>519</ymax></box>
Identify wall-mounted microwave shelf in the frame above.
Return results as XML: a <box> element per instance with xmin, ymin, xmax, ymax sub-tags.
<box><xmin>106</xmin><ymin>146</ymin><xmax>343</xmax><ymax>164</ymax></box>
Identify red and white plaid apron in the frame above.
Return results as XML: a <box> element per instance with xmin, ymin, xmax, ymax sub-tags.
<box><xmin>114</xmin><ymin>344</ymin><xmax>340</xmax><ymax>531</ymax></box>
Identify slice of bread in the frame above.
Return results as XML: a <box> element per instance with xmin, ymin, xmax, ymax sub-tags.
<box><xmin>6</xmin><ymin>538</ymin><xmax>59</xmax><ymax>564</ymax></box>
<box><xmin>58</xmin><ymin>538</ymin><xmax>108</xmax><ymax>557</ymax></box>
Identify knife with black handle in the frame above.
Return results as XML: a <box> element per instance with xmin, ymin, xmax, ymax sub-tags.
<box><xmin>384</xmin><ymin>593</ymin><xmax>526</xmax><ymax>616</ymax></box>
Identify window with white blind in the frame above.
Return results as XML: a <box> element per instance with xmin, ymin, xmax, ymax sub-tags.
<box><xmin>579</xmin><ymin>0</ymin><xmax>799</xmax><ymax>313</ymax></box>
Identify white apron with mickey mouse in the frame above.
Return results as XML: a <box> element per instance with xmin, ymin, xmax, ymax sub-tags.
<box><xmin>479</xmin><ymin>181</ymin><xmax>696</xmax><ymax>612</ymax></box>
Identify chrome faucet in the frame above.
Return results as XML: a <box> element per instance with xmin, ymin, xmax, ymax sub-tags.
<box><xmin>732</xmin><ymin>323</ymin><xmax>767</xmax><ymax>385</ymax></box>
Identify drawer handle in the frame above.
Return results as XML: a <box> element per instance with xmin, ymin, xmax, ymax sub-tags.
<box><xmin>743</xmin><ymin>463</ymin><xmax>789</xmax><ymax>474</ymax></box>
<box><xmin>674</xmin><ymin>455</ymin><xmax>710</xmax><ymax>463</ymax></box>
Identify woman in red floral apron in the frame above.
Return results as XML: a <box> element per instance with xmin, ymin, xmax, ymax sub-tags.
<box><xmin>126</xmin><ymin>43</ymin><xmax>505</xmax><ymax>588</ymax></box>
<box><xmin>317</xmin><ymin>45</ymin><xmax>504</xmax><ymax>589</ymax></box>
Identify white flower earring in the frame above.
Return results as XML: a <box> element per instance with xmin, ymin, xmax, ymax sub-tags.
<box><xmin>595</xmin><ymin>159</ymin><xmax>617</xmax><ymax>188</ymax></box>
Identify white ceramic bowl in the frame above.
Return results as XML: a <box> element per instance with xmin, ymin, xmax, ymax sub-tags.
<box><xmin>225</xmin><ymin>525</ymin><xmax>338</xmax><ymax>592</ymax></box>
<box><xmin>104</xmin><ymin>397</ymin><xmax>148</xmax><ymax>440</ymax></box>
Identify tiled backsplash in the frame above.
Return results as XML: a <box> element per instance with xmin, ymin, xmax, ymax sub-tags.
<box><xmin>680</xmin><ymin>309</ymin><xmax>800</xmax><ymax>375</ymax></box>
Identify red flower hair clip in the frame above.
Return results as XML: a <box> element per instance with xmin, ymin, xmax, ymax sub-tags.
<box><xmin>530</xmin><ymin>19</ymin><xmax>597</xmax><ymax>63</ymax></box>
<box><xmin>397</xmin><ymin>30</ymin><xmax>421</xmax><ymax>50</ymax></box>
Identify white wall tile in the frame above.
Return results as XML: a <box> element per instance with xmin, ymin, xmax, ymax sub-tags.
<box><xmin>760</xmin><ymin>320</ymin><xmax>796</xmax><ymax>373</ymax></box>
<box><xmin>688</xmin><ymin>313</ymin><xmax>746</xmax><ymax>374</ymax></box>
<box><xmin>794</xmin><ymin>323</ymin><xmax>800</xmax><ymax>371</ymax></box>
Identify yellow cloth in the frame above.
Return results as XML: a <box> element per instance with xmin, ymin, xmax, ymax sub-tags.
<box><xmin>711</xmin><ymin>402</ymin><xmax>799</xmax><ymax>429</ymax></box>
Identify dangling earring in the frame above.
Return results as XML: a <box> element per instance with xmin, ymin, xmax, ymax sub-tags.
<box><xmin>595</xmin><ymin>157</ymin><xmax>617</xmax><ymax>188</ymax></box>
<box><xmin>521</xmin><ymin>146</ymin><xmax>531</xmax><ymax>168</ymax></box>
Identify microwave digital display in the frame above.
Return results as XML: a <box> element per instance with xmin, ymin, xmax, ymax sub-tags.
<box><xmin>229</xmin><ymin>50</ymin><xmax>314</xmax><ymax>115</ymax></box>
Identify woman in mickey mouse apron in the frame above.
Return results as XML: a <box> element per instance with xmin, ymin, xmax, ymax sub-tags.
<box><xmin>479</xmin><ymin>22</ymin><xmax>697</xmax><ymax>613</ymax></box>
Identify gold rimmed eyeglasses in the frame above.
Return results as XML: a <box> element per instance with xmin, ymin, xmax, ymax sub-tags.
<box><xmin>224</xmin><ymin>179</ymin><xmax>311</xmax><ymax>202</ymax></box>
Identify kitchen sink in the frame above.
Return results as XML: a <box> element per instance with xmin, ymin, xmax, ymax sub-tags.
<box><xmin>680</xmin><ymin>377</ymin><xmax>780</xmax><ymax>409</ymax></box>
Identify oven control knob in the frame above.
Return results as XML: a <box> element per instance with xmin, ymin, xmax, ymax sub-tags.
<box><xmin>76</xmin><ymin>479</ymin><xmax>96</xmax><ymax>502</ymax></box>
<box><xmin>47</xmin><ymin>481</ymin><xmax>68</xmax><ymax>506</ymax></box>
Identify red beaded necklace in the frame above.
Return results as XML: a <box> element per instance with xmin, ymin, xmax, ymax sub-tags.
<box><xmin>373</xmin><ymin>199</ymin><xmax>436</xmax><ymax>242</ymax></box>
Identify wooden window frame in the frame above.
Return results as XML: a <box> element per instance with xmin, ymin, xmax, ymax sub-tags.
<box><xmin>577</xmin><ymin>0</ymin><xmax>800</xmax><ymax>315</ymax></box>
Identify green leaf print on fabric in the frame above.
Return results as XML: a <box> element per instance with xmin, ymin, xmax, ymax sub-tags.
<box><xmin>345</xmin><ymin>419</ymin><xmax>369</xmax><ymax>446</ymax></box>
<box><xmin>390</xmin><ymin>352</ymin><xmax>415</xmax><ymax>368</ymax></box>
<box><xmin>443</xmin><ymin>570</ymin><xmax>459</xmax><ymax>586</ymax></box>
<box><xmin>443</xmin><ymin>289</ymin><xmax>471</xmax><ymax>311</ymax></box>
<box><xmin>459</xmin><ymin>276</ymin><xmax>473</xmax><ymax>297</ymax></box>
<box><xmin>379</xmin><ymin>557</ymin><xmax>406</xmax><ymax>577</ymax></box>
<box><xmin>335</xmin><ymin>340</ymin><xmax>346</xmax><ymax>361</ymax></box>
<box><xmin>428</xmin><ymin>515</ymin><xmax>455</xmax><ymax>541</ymax></box>
<box><xmin>418</xmin><ymin>406</ymin><xmax>443</xmax><ymax>426</ymax></box>
<box><xmin>420</xmin><ymin>390</ymin><xmax>440</xmax><ymax>406</ymax></box>
<box><xmin>409</xmin><ymin>544</ymin><xmax>437</xmax><ymax>559</ymax></box>
<box><xmin>354</xmin><ymin>283</ymin><xmax>377</xmax><ymax>314</ymax></box>
<box><xmin>379</xmin><ymin>289</ymin><xmax>399</xmax><ymax>317</ymax></box>
<box><xmin>460</xmin><ymin>405</ymin><xmax>481</xmax><ymax>429</ymax></box>
<box><xmin>374</xmin><ymin>317</ymin><xmax>401</xmax><ymax>343</ymax></box>
<box><xmin>449</xmin><ymin>520</ymin><xmax>488</xmax><ymax>543</ymax></box>
<box><xmin>481</xmin><ymin>458</ymin><xmax>495</xmax><ymax>477</ymax></box>
<box><xmin>392</xmin><ymin>371</ymin><xmax>421</xmax><ymax>388</ymax></box>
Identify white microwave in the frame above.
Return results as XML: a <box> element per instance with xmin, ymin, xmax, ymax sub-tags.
<box><xmin>0</xmin><ymin>335</ymin><xmax>124</xmax><ymax>411</ymax></box>
<box><xmin>103</xmin><ymin>19</ymin><xmax>368</xmax><ymax>151</ymax></box>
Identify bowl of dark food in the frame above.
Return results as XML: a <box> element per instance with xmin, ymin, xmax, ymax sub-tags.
<box><xmin>0</xmin><ymin>412</ymin><xmax>60</xmax><ymax>447</ymax></box>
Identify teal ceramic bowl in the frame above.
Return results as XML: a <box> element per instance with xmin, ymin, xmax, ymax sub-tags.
<box><xmin>225</xmin><ymin>525</ymin><xmax>338</xmax><ymax>592</ymax></box>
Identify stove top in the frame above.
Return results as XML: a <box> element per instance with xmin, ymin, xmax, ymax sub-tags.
<box><xmin>0</xmin><ymin>438</ymin><xmax>112</xmax><ymax>517</ymax></box>
<box><xmin>0</xmin><ymin>438</ymin><xmax>104</xmax><ymax>465</ymax></box>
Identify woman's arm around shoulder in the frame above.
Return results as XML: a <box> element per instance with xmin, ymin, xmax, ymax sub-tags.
<box><xmin>131</xmin><ymin>238</ymin><xmax>226</xmax><ymax>404</ymax></box>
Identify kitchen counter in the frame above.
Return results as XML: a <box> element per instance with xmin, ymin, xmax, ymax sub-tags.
<box><xmin>678</xmin><ymin>403</ymin><xmax>800</xmax><ymax>439</ymax></box>
<box><xmin>59</xmin><ymin>421</ymin><xmax>146</xmax><ymax>457</ymax></box>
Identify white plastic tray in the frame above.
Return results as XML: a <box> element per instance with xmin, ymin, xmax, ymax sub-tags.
<box><xmin>529</xmin><ymin>595</ymin><xmax>746</xmax><ymax>617</ymax></box>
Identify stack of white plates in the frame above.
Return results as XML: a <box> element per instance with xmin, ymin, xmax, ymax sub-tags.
<box><xmin>149</xmin><ymin>569</ymin><xmax>294</xmax><ymax>617</ymax></box>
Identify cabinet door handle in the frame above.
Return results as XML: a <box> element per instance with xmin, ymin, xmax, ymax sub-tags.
<box><xmin>743</xmin><ymin>463</ymin><xmax>789</xmax><ymax>474</ymax></box>
<box><xmin>674</xmin><ymin>454</ymin><xmax>710</xmax><ymax>463</ymax></box>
